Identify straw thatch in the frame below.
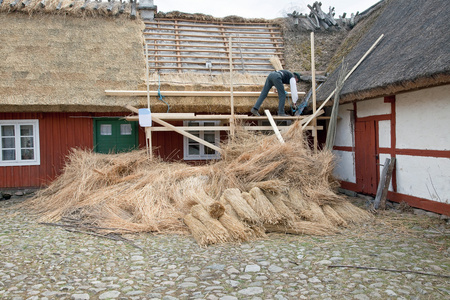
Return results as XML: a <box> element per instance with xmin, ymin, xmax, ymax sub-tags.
<box><xmin>0</xmin><ymin>0</ymin><xmax>136</xmax><ymax>18</ymax></box>
<box><xmin>317</xmin><ymin>0</ymin><xmax>450</xmax><ymax>103</ymax></box>
<box><xmin>23</xmin><ymin>121</ymin><xmax>373</xmax><ymax>245</ymax></box>
<box><xmin>0</xmin><ymin>9</ymin><xmax>144</xmax><ymax>112</ymax></box>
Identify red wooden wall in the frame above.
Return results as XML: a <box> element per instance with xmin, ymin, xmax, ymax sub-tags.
<box><xmin>0</xmin><ymin>112</ymin><xmax>150</xmax><ymax>189</ymax></box>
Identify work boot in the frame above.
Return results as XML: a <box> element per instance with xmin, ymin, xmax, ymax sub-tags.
<box><xmin>251</xmin><ymin>108</ymin><xmax>261</xmax><ymax>116</ymax></box>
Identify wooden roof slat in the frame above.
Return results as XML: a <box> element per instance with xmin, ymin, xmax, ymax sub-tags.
<box><xmin>146</xmin><ymin>47</ymin><xmax>282</xmax><ymax>55</ymax></box>
<box><xmin>148</xmin><ymin>60</ymin><xmax>274</xmax><ymax>66</ymax></box>
<box><xmin>145</xmin><ymin>42</ymin><xmax>284</xmax><ymax>50</ymax></box>
<box><xmin>149</xmin><ymin>53</ymin><xmax>283</xmax><ymax>61</ymax></box>
<box><xmin>152</xmin><ymin>18</ymin><xmax>280</xmax><ymax>27</ymax></box>
<box><xmin>144</xmin><ymin>27</ymin><xmax>281</xmax><ymax>36</ymax></box>
<box><xmin>143</xmin><ymin>32</ymin><xmax>283</xmax><ymax>40</ymax></box>
<box><xmin>145</xmin><ymin>37</ymin><xmax>283</xmax><ymax>45</ymax></box>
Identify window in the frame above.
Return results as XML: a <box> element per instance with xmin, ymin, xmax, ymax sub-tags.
<box><xmin>183</xmin><ymin>121</ymin><xmax>220</xmax><ymax>160</ymax></box>
<box><xmin>0</xmin><ymin>120</ymin><xmax>40</xmax><ymax>166</ymax></box>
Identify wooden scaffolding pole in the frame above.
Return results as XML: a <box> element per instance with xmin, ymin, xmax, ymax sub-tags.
<box><xmin>229</xmin><ymin>36</ymin><xmax>235</xmax><ymax>137</ymax></box>
<box><xmin>311</xmin><ymin>32</ymin><xmax>318</xmax><ymax>153</ymax></box>
<box><xmin>145</xmin><ymin>43</ymin><xmax>153</xmax><ymax>159</ymax></box>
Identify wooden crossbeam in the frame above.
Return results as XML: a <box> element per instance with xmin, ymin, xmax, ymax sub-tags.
<box><xmin>106</xmin><ymin>90</ymin><xmax>305</xmax><ymax>97</ymax></box>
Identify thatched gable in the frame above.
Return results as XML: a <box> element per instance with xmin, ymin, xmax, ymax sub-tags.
<box><xmin>317</xmin><ymin>0</ymin><xmax>450</xmax><ymax>103</ymax></box>
<box><xmin>0</xmin><ymin>9</ymin><xmax>145</xmax><ymax>112</ymax></box>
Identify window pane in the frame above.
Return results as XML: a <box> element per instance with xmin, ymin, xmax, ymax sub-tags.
<box><xmin>21</xmin><ymin>149</ymin><xmax>34</xmax><ymax>160</ymax></box>
<box><xmin>20</xmin><ymin>125</ymin><xmax>33</xmax><ymax>136</ymax></box>
<box><xmin>100</xmin><ymin>124</ymin><xmax>112</xmax><ymax>135</ymax></box>
<box><xmin>204</xmin><ymin>145</ymin><xmax>216</xmax><ymax>155</ymax></box>
<box><xmin>21</xmin><ymin>137</ymin><xmax>34</xmax><ymax>148</ymax></box>
<box><xmin>2</xmin><ymin>150</ymin><xmax>15</xmax><ymax>161</ymax></box>
<box><xmin>1</xmin><ymin>125</ymin><xmax>14</xmax><ymax>137</ymax></box>
<box><xmin>188</xmin><ymin>121</ymin><xmax>200</xmax><ymax>127</ymax></box>
<box><xmin>2</xmin><ymin>137</ymin><xmax>15</xmax><ymax>148</ymax></box>
<box><xmin>120</xmin><ymin>124</ymin><xmax>132</xmax><ymax>135</ymax></box>
<box><xmin>188</xmin><ymin>144</ymin><xmax>200</xmax><ymax>155</ymax></box>
<box><xmin>204</xmin><ymin>122</ymin><xmax>216</xmax><ymax>127</ymax></box>
<box><xmin>204</xmin><ymin>132</ymin><xmax>215</xmax><ymax>143</ymax></box>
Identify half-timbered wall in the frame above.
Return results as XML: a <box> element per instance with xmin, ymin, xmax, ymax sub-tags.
<box><xmin>332</xmin><ymin>85</ymin><xmax>450</xmax><ymax>215</ymax></box>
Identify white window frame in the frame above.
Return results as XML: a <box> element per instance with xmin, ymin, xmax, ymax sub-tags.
<box><xmin>183</xmin><ymin>120</ymin><xmax>220</xmax><ymax>160</ymax></box>
<box><xmin>0</xmin><ymin>119</ymin><xmax>40</xmax><ymax>166</ymax></box>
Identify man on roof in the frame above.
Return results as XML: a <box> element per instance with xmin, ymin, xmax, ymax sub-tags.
<box><xmin>251</xmin><ymin>70</ymin><xmax>301</xmax><ymax>116</ymax></box>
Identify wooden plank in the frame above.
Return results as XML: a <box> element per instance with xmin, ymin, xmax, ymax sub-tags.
<box><xmin>145</xmin><ymin>27</ymin><xmax>282</xmax><ymax>36</ymax></box>
<box><xmin>152</xmin><ymin>66</ymin><xmax>273</xmax><ymax>72</ymax></box>
<box><xmin>264</xmin><ymin>110</ymin><xmax>285</xmax><ymax>143</ymax></box>
<box><xmin>106</xmin><ymin>90</ymin><xmax>305</xmax><ymax>97</ymax></box>
<box><xmin>145</xmin><ymin>37</ymin><xmax>284</xmax><ymax>45</ymax></box>
<box><xmin>125</xmin><ymin>114</ymin><xmax>324</xmax><ymax>122</ymax></box>
<box><xmin>150</xmin><ymin>54</ymin><xmax>280</xmax><ymax>60</ymax></box>
<box><xmin>147</xmin><ymin>60</ymin><xmax>273</xmax><ymax>66</ymax></box>
<box><xmin>144</xmin><ymin>32</ymin><xmax>283</xmax><ymax>40</ymax></box>
<box><xmin>151</xmin><ymin>18</ymin><xmax>281</xmax><ymax>26</ymax></box>
<box><xmin>145</xmin><ymin>43</ymin><xmax>284</xmax><ymax>50</ymax></box>
<box><xmin>374</xmin><ymin>157</ymin><xmax>396</xmax><ymax>210</ymax></box>
<box><xmin>140</xmin><ymin>125</ymin><xmax>323</xmax><ymax>132</ymax></box>
<box><xmin>146</xmin><ymin>48</ymin><xmax>283</xmax><ymax>55</ymax></box>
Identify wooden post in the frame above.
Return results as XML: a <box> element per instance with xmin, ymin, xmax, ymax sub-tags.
<box><xmin>229</xmin><ymin>36</ymin><xmax>235</xmax><ymax>137</ymax></box>
<box><xmin>144</xmin><ymin>43</ymin><xmax>152</xmax><ymax>158</ymax></box>
<box><xmin>145</xmin><ymin>127</ymin><xmax>153</xmax><ymax>159</ymax></box>
<box><xmin>145</xmin><ymin>43</ymin><xmax>151</xmax><ymax>110</ymax></box>
<box><xmin>311</xmin><ymin>32</ymin><xmax>317</xmax><ymax>152</ymax></box>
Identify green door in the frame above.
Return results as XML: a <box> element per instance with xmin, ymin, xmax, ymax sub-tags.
<box><xmin>94</xmin><ymin>118</ymin><xmax>139</xmax><ymax>154</ymax></box>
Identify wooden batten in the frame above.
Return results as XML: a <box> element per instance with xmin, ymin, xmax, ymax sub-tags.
<box><xmin>106</xmin><ymin>90</ymin><xmax>305</xmax><ymax>97</ymax></box>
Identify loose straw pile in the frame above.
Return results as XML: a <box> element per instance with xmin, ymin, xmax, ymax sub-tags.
<box><xmin>24</xmin><ymin>121</ymin><xmax>372</xmax><ymax>245</ymax></box>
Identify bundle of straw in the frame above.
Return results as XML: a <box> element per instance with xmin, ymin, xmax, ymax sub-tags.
<box><xmin>190</xmin><ymin>205</ymin><xmax>230</xmax><ymax>243</ymax></box>
<box><xmin>247</xmin><ymin>187</ymin><xmax>282</xmax><ymax>225</ymax></box>
<box><xmin>270</xmin><ymin>56</ymin><xmax>283</xmax><ymax>71</ymax></box>
<box><xmin>220</xmin><ymin>188</ymin><xmax>260</xmax><ymax>224</ymax></box>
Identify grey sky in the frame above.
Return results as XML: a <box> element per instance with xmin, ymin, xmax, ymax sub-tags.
<box><xmin>155</xmin><ymin>0</ymin><xmax>382</xmax><ymax>19</ymax></box>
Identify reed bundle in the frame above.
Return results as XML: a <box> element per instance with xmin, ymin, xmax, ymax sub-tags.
<box><xmin>24</xmin><ymin>120</ymin><xmax>372</xmax><ymax>245</ymax></box>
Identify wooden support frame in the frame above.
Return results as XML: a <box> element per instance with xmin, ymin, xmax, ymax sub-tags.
<box><xmin>126</xmin><ymin>105</ymin><xmax>222</xmax><ymax>153</ymax></box>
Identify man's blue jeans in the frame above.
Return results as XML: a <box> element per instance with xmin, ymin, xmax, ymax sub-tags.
<box><xmin>253</xmin><ymin>71</ymin><xmax>286</xmax><ymax>114</ymax></box>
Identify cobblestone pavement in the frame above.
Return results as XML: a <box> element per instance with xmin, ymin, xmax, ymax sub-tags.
<box><xmin>1</xmin><ymin>196</ymin><xmax>449</xmax><ymax>300</ymax></box>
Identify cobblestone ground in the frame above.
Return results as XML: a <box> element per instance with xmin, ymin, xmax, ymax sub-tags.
<box><xmin>1</xmin><ymin>195</ymin><xmax>449</xmax><ymax>300</ymax></box>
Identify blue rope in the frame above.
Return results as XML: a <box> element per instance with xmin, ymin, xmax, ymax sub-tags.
<box><xmin>158</xmin><ymin>74</ymin><xmax>170</xmax><ymax>113</ymax></box>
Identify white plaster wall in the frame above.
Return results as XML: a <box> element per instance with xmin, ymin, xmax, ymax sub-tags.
<box><xmin>396</xmin><ymin>85</ymin><xmax>450</xmax><ymax>150</ymax></box>
<box><xmin>396</xmin><ymin>155</ymin><xmax>450</xmax><ymax>203</ymax></box>
<box><xmin>335</xmin><ymin>103</ymin><xmax>354</xmax><ymax>147</ymax></box>
<box><xmin>357</xmin><ymin>97</ymin><xmax>391</xmax><ymax>118</ymax></box>
<box><xmin>332</xmin><ymin>150</ymin><xmax>356</xmax><ymax>183</ymax></box>
<box><xmin>378</xmin><ymin>120</ymin><xmax>391</xmax><ymax>148</ymax></box>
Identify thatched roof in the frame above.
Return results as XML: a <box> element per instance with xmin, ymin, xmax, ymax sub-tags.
<box><xmin>0</xmin><ymin>3</ymin><xmax>145</xmax><ymax>112</ymax></box>
<box><xmin>316</xmin><ymin>0</ymin><xmax>450</xmax><ymax>103</ymax></box>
